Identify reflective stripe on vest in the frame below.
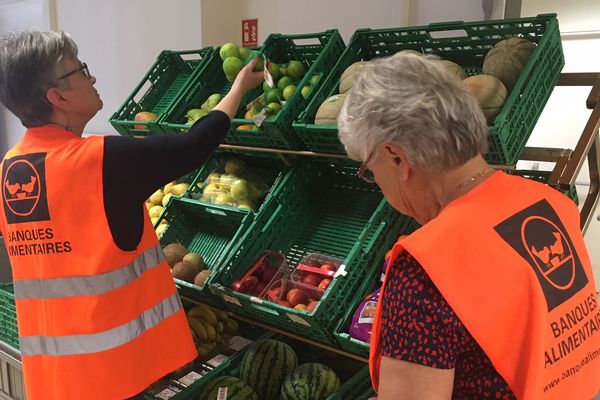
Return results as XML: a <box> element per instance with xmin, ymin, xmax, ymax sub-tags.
<box><xmin>13</xmin><ymin>244</ymin><xmax>164</xmax><ymax>299</ymax></box>
<box><xmin>20</xmin><ymin>291</ymin><xmax>182</xmax><ymax>356</ymax></box>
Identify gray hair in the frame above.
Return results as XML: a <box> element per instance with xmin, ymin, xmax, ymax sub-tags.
<box><xmin>338</xmin><ymin>52</ymin><xmax>488</xmax><ymax>174</ymax></box>
<box><xmin>0</xmin><ymin>30</ymin><xmax>78</xmax><ymax>128</ymax></box>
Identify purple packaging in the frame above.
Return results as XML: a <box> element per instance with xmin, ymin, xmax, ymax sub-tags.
<box><xmin>348</xmin><ymin>287</ymin><xmax>381</xmax><ymax>343</ymax></box>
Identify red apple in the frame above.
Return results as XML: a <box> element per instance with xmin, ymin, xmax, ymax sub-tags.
<box><xmin>302</xmin><ymin>274</ymin><xmax>321</xmax><ymax>286</ymax></box>
<box><xmin>134</xmin><ymin>111</ymin><xmax>158</xmax><ymax>130</ymax></box>
<box><xmin>294</xmin><ymin>304</ymin><xmax>307</xmax><ymax>311</ymax></box>
<box><xmin>320</xmin><ymin>263</ymin><xmax>337</xmax><ymax>273</ymax></box>
<box><xmin>286</xmin><ymin>288</ymin><xmax>309</xmax><ymax>307</ymax></box>
<box><xmin>318</xmin><ymin>278</ymin><xmax>332</xmax><ymax>290</ymax></box>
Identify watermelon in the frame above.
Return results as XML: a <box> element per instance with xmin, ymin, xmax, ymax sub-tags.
<box><xmin>199</xmin><ymin>376</ymin><xmax>258</xmax><ymax>400</ymax></box>
<box><xmin>281</xmin><ymin>363</ymin><xmax>341</xmax><ymax>400</ymax></box>
<box><xmin>240</xmin><ymin>339</ymin><xmax>298</xmax><ymax>400</ymax></box>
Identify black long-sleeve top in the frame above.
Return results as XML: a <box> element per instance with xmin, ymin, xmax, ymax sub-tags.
<box><xmin>102</xmin><ymin>111</ymin><xmax>230</xmax><ymax>251</ymax></box>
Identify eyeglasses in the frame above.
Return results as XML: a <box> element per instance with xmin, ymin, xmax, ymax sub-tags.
<box><xmin>56</xmin><ymin>62</ymin><xmax>90</xmax><ymax>82</ymax></box>
<box><xmin>357</xmin><ymin>148</ymin><xmax>377</xmax><ymax>183</ymax></box>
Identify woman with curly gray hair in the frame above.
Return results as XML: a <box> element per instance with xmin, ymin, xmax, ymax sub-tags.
<box><xmin>0</xmin><ymin>30</ymin><xmax>263</xmax><ymax>400</ymax></box>
<box><xmin>338</xmin><ymin>52</ymin><xmax>600</xmax><ymax>400</ymax></box>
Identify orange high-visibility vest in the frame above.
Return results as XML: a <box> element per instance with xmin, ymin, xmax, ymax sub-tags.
<box><xmin>370</xmin><ymin>171</ymin><xmax>600</xmax><ymax>399</ymax></box>
<box><xmin>0</xmin><ymin>127</ymin><xmax>197</xmax><ymax>400</ymax></box>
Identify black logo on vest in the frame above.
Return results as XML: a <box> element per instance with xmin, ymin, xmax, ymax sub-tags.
<box><xmin>495</xmin><ymin>199</ymin><xmax>588</xmax><ymax>312</ymax></box>
<box><xmin>2</xmin><ymin>153</ymin><xmax>50</xmax><ymax>224</ymax></box>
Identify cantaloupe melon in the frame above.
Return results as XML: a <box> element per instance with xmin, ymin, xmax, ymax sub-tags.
<box><xmin>314</xmin><ymin>94</ymin><xmax>347</xmax><ymax>125</ymax></box>
<box><xmin>339</xmin><ymin>62</ymin><xmax>368</xmax><ymax>94</ymax></box>
<box><xmin>482</xmin><ymin>37</ymin><xmax>536</xmax><ymax>93</ymax></box>
<box><xmin>463</xmin><ymin>74</ymin><xmax>507</xmax><ymax>124</ymax></box>
<box><xmin>437</xmin><ymin>59</ymin><xmax>467</xmax><ymax>81</ymax></box>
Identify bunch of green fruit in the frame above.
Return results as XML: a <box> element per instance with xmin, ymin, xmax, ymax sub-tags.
<box><xmin>184</xmin><ymin>93</ymin><xmax>222</xmax><ymax>126</ymax></box>
<box><xmin>196</xmin><ymin>158</ymin><xmax>268</xmax><ymax>211</ymax></box>
<box><xmin>251</xmin><ymin>61</ymin><xmax>320</xmax><ymax>121</ymax></box>
<box><xmin>220</xmin><ymin>42</ymin><xmax>265</xmax><ymax>82</ymax></box>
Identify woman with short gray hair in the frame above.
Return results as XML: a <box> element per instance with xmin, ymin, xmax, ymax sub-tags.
<box><xmin>0</xmin><ymin>30</ymin><xmax>264</xmax><ymax>400</ymax></box>
<box><xmin>0</xmin><ymin>31</ymin><xmax>79</xmax><ymax>128</ymax></box>
<box><xmin>338</xmin><ymin>52</ymin><xmax>600</xmax><ymax>399</ymax></box>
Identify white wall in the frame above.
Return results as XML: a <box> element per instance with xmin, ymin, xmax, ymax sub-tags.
<box><xmin>201</xmin><ymin>0</ymin><xmax>410</xmax><ymax>46</ymax></box>
<box><xmin>54</xmin><ymin>0</ymin><xmax>203</xmax><ymax>135</ymax></box>
<box><xmin>0</xmin><ymin>0</ymin><xmax>49</xmax><ymax>157</ymax></box>
<box><xmin>522</xmin><ymin>0</ymin><xmax>600</xmax><ymax>33</ymax></box>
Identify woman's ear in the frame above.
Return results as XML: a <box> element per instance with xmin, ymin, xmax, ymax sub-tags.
<box><xmin>46</xmin><ymin>87</ymin><xmax>66</xmax><ymax>108</ymax></box>
<box><xmin>383</xmin><ymin>142</ymin><xmax>411</xmax><ymax>181</ymax></box>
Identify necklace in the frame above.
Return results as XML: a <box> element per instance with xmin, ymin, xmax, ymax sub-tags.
<box><xmin>455</xmin><ymin>167</ymin><xmax>495</xmax><ymax>191</ymax></box>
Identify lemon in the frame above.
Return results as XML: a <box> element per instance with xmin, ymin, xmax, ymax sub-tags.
<box><xmin>244</xmin><ymin>50</ymin><xmax>264</xmax><ymax>71</ymax></box>
<box><xmin>223</xmin><ymin>57</ymin><xmax>243</xmax><ymax>81</ymax></box>
<box><xmin>266</xmin><ymin>88</ymin><xmax>282</xmax><ymax>104</ymax></box>
<box><xmin>287</xmin><ymin>60</ymin><xmax>306</xmax><ymax>80</ymax></box>
<box><xmin>270</xmin><ymin>63</ymin><xmax>281</xmax><ymax>80</ymax></box>
<box><xmin>266</xmin><ymin>102</ymin><xmax>282</xmax><ymax>115</ymax></box>
<box><xmin>283</xmin><ymin>85</ymin><xmax>296</xmax><ymax>101</ymax></box>
<box><xmin>301</xmin><ymin>85</ymin><xmax>311</xmax><ymax>99</ymax></box>
<box><xmin>219</xmin><ymin>43</ymin><xmax>240</xmax><ymax>61</ymax></box>
<box><xmin>277</xmin><ymin>76</ymin><xmax>294</xmax><ymax>90</ymax></box>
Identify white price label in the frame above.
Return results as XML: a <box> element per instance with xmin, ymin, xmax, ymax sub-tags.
<box><xmin>228</xmin><ymin>335</ymin><xmax>253</xmax><ymax>352</ymax></box>
<box><xmin>287</xmin><ymin>313</ymin><xmax>311</xmax><ymax>326</ymax></box>
<box><xmin>177</xmin><ymin>371</ymin><xmax>203</xmax><ymax>387</ymax></box>
<box><xmin>207</xmin><ymin>353</ymin><xmax>230</xmax><ymax>368</ymax></box>
<box><xmin>222</xmin><ymin>294</ymin><xmax>242</xmax><ymax>307</ymax></box>
<box><xmin>217</xmin><ymin>387</ymin><xmax>228</xmax><ymax>400</ymax></box>
<box><xmin>156</xmin><ymin>387</ymin><xmax>180</xmax><ymax>399</ymax></box>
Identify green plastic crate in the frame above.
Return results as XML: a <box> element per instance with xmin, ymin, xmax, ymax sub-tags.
<box><xmin>0</xmin><ymin>283</ymin><xmax>18</xmax><ymax>350</ymax></box>
<box><xmin>209</xmin><ymin>160</ymin><xmax>412</xmax><ymax>345</ymax></box>
<box><xmin>334</xmin><ymin>218</ymin><xmax>420</xmax><ymax>357</ymax></box>
<box><xmin>157</xmin><ymin>197</ymin><xmax>253</xmax><ymax>308</ymax></box>
<box><xmin>509</xmin><ymin>169</ymin><xmax>579</xmax><ymax>204</ymax></box>
<box><xmin>144</xmin><ymin>321</ymin><xmax>272</xmax><ymax>400</ymax></box>
<box><xmin>294</xmin><ymin>14</ymin><xmax>564</xmax><ymax>165</ymax></box>
<box><xmin>325</xmin><ymin>366</ymin><xmax>373</xmax><ymax>400</ymax></box>
<box><xmin>181</xmin><ymin>151</ymin><xmax>294</xmax><ymax>217</ymax></box>
<box><xmin>150</xmin><ymin>167</ymin><xmax>208</xmax><ymax>230</ymax></box>
<box><xmin>110</xmin><ymin>48</ymin><xmax>213</xmax><ymax>137</ymax></box>
<box><xmin>162</xmin><ymin>30</ymin><xmax>345</xmax><ymax>150</ymax></box>
<box><xmin>158</xmin><ymin>47</ymin><xmax>261</xmax><ymax>135</ymax></box>
<box><xmin>158</xmin><ymin>333</ymin><xmax>366</xmax><ymax>400</ymax></box>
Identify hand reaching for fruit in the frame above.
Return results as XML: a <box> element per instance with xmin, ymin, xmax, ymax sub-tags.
<box><xmin>232</xmin><ymin>58</ymin><xmax>266</xmax><ymax>94</ymax></box>
<box><xmin>214</xmin><ymin>58</ymin><xmax>264</xmax><ymax>120</ymax></box>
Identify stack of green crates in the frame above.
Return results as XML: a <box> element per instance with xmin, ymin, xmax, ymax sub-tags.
<box><xmin>0</xmin><ymin>283</ymin><xmax>18</xmax><ymax>350</ymax></box>
<box><xmin>294</xmin><ymin>14</ymin><xmax>564</xmax><ymax>165</ymax></box>
<box><xmin>161</xmin><ymin>30</ymin><xmax>345</xmax><ymax>149</ymax></box>
<box><xmin>110</xmin><ymin>48</ymin><xmax>213</xmax><ymax>137</ymax></box>
<box><xmin>209</xmin><ymin>160</ymin><xmax>415</xmax><ymax>345</ymax></box>
<box><xmin>144</xmin><ymin>322</ymin><xmax>272</xmax><ymax>400</ymax></box>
